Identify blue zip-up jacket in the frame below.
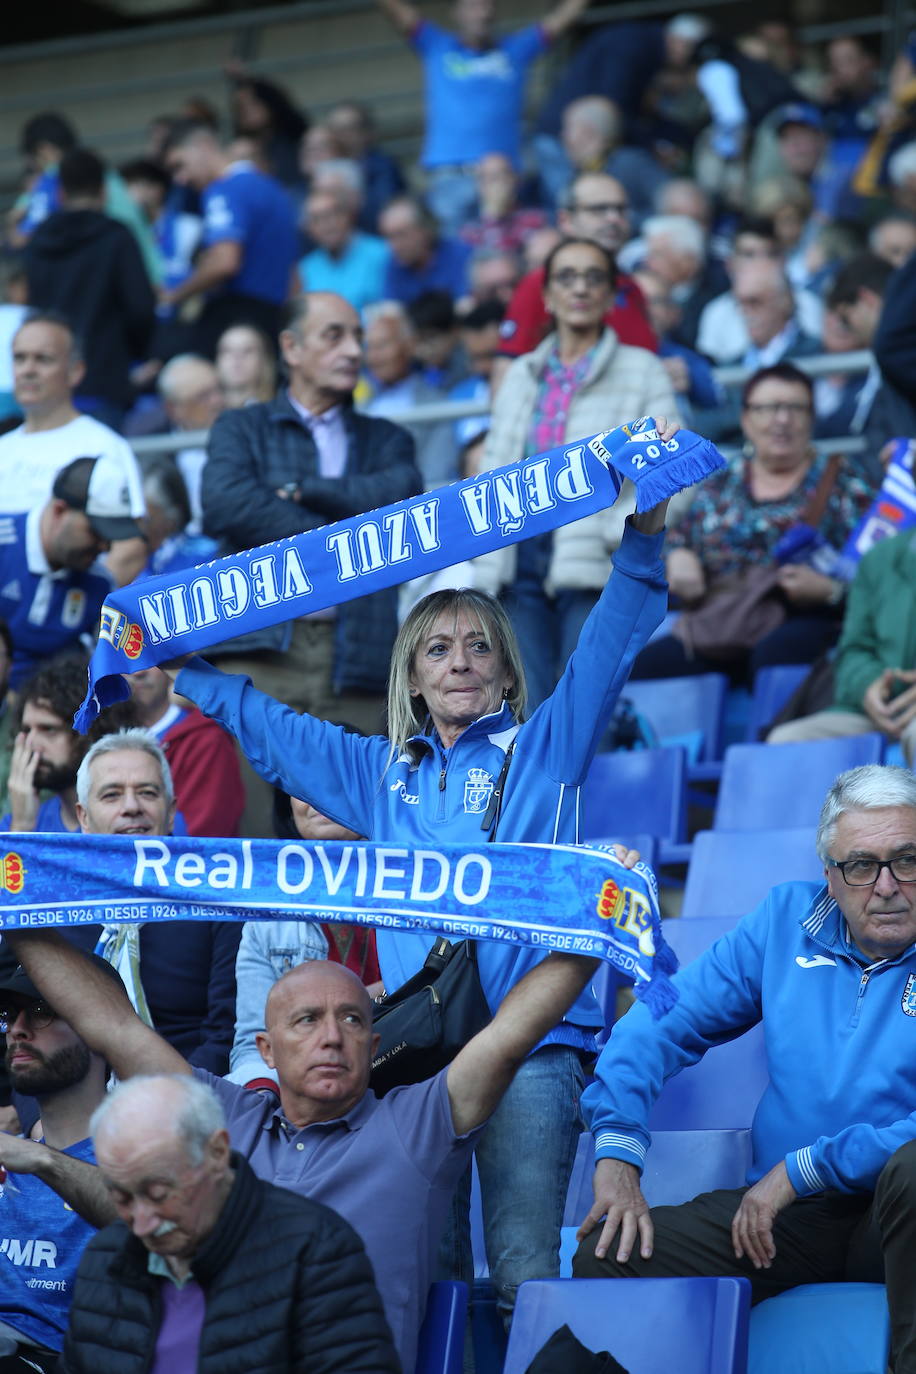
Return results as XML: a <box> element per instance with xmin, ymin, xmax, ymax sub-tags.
<box><xmin>175</xmin><ymin>520</ymin><xmax>666</xmax><ymax>1033</ymax></box>
<box><xmin>582</xmin><ymin>880</ymin><xmax>916</xmax><ymax>1196</ymax></box>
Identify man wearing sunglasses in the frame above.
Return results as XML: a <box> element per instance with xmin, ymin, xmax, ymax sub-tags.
<box><xmin>576</xmin><ymin>762</ymin><xmax>916</xmax><ymax>1374</ymax></box>
<box><xmin>0</xmin><ymin>957</ymin><xmax>125</xmax><ymax>1372</ymax></box>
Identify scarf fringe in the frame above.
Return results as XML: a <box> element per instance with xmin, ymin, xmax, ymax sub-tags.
<box><xmin>633</xmin><ymin>444</ymin><xmax>724</xmax><ymax>512</ymax></box>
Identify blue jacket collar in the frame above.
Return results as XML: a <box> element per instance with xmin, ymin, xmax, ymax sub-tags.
<box><xmin>409</xmin><ymin>702</ymin><xmax>518</xmax><ymax>758</ymax></box>
<box><xmin>802</xmin><ymin>884</ymin><xmax>916</xmax><ymax>966</ymax></box>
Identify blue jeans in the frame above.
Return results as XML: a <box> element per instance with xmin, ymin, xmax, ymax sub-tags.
<box><xmin>438</xmin><ymin>1045</ymin><xmax>587</xmax><ymax>1323</ymax></box>
<box><xmin>502</xmin><ymin>585</ymin><xmax>599</xmax><ymax>712</ymax></box>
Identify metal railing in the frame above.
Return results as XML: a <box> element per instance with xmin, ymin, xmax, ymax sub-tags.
<box><xmin>129</xmin><ymin>348</ymin><xmax>874</xmax><ymax>458</ymax></box>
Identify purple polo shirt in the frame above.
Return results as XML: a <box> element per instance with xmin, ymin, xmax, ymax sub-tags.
<box><xmin>149</xmin><ymin>1264</ymin><xmax>205</xmax><ymax>1374</ymax></box>
<box><xmin>200</xmin><ymin>1068</ymin><xmax>479</xmax><ymax>1370</ymax></box>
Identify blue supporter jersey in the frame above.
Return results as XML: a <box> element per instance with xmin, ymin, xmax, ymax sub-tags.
<box><xmin>0</xmin><ymin>1137</ymin><xmax>96</xmax><ymax>1351</ymax></box>
<box><xmin>412</xmin><ymin>21</ymin><xmax>547</xmax><ymax>167</ymax></box>
<box><xmin>201</xmin><ymin>162</ymin><xmax>298</xmax><ymax>305</ymax></box>
<box><xmin>0</xmin><ymin>797</ymin><xmax>67</xmax><ymax>833</ymax></box>
<box><xmin>0</xmin><ymin>511</ymin><xmax>111</xmax><ymax>691</ymax></box>
<box><xmin>382</xmin><ymin>235</ymin><xmax>472</xmax><ymax>304</ymax></box>
<box><xmin>19</xmin><ymin>171</ymin><xmax>60</xmax><ymax>237</ymax></box>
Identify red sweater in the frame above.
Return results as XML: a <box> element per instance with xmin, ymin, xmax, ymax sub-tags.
<box><xmin>161</xmin><ymin>707</ymin><xmax>245</xmax><ymax>838</ymax></box>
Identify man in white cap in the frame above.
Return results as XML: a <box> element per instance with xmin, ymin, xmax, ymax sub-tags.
<box><xmin>0</xmin><ymin>454</ymin><xmax>142</xmax><ymax>691</ymax></box>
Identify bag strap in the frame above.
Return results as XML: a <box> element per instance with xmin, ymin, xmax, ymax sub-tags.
<box><xmin>480</xmin><ymin>738</ymin><xmax>517</xmax><ymax>838</ymax></box>
<box><xmin>423</xmin><ymin>936</ymin><xmax>455</xmax><ymax>972</ymax></box>
<box><xmin>800</xmin><ymin>453</ymin><xmax>841</xmax><ymax>528</ymax></box>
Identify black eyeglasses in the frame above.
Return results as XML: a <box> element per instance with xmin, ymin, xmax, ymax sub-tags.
<box><xmin>0</xmin><ymin>1003</ymin><xmax>56</xmax><ymax>1034</ymax></box>
<box><xmin>826</xmin><ymin>854</ymin><xmax>916</xmax><ymax>887</ymax></box>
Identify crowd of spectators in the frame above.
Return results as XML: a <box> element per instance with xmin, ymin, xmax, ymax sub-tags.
<box><xmin>1</xmin><ymin>0</ymin><xmax>916</xmax><ymax>1369</ymax></box>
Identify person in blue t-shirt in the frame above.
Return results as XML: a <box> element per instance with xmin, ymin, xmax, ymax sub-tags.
<box><xmin>0</xmin><ymin>957</ymin><xmax>125</xmax><ymax>1368</ymax></box>
<box><xmin>162</xmin><ymin>119</ymin><xmax>298</xmax><ymax>356</ymax></box>
<box><xmin>376</xmin><ymin>0</ymin><xmax>590</xmax><ymax>231</ymax></box>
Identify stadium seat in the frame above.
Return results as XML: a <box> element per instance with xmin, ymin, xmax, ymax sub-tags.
<box><xmin>416</xmin><ymin>1280</ymin><xmax>468</xmax><ymax>1374</ymax></box>
<box><xmin>563</xmin><ymin>1126</ymin><xmax>751</xmax><ymax>1226</ymax></box>
<box><xmin>745</xmin><ymin>664</ymin><xmax>810</xmax><ymax>742</ymax></box>
<box><xmin>713</xmin><ymin>736</ymin><xmax>885</xmax><ymax>832</ymax></box>
<box><xmin>681</xmin><ymin>828</ymin><xmax>822</xmax><ymax>919</ymax></box>
<box><xmin>648</xmin><ymin>917</ymin><xmax>769</xmax><ymax>1130</ymax></box>
<box><xmin>503</xmin><ymin>1277</ymin><xmax>751</xmax><ymax>1374</ymax></box>
<box><xmin>748</xmin><ymin>1282</ymin><xmax>890</xmax><ymax>1374</ymax></box>
<box><xmin>623</xmin><ymin>674</ymin><xmax>729</xmax><ymax>777</ymax></box>
<box><xmin>558</xmin><ymin>1125</ymin><xmax>752</xmax><ymax>1275</ymax></box>
<box><xmin>581</xmin><ymin>747</ymin><xmax>689</xmax><ymax>863</ymax></box>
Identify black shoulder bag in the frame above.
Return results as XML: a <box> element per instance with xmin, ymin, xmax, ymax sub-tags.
<box><xmin>369</xmin><ymin>741</ymin><xmax>516</xmax><ymax>1096</ymax></box>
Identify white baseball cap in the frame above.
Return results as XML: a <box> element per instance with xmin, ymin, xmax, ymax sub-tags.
<box><xmin>52</xmin><ymin>454</ymin><xmax>143</xmax><ymax>542</ymax></box>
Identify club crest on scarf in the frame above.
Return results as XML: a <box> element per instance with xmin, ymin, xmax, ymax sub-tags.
<box><xmin>0</xmin><ymin>853</ymin><xmax>25</xmax><ymax>894</ymax></box>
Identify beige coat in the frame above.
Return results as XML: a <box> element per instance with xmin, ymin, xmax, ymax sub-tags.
<box><xmin>475</xmin><ymin>329</ymin><xmax>681</xmax><ymax>594</ymax></box>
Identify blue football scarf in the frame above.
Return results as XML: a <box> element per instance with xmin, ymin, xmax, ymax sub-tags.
<box><xmin>836</xmin><ymin>438</ymin><xmax>916</xmax><ymax>577</ymax></box>
<box><xmin>75</xmin><ymin>417</ymin><xmax>725</xmax><ymax>730</ymax></box>
<box><xmin>0</xmin><ymin>835</ymin><xmax>678</xmax><ymax>1017</ymax></box>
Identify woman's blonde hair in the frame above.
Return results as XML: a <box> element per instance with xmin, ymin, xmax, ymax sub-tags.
<box><xmin>387</xmin><ymin>588</ymin><xmax>527</xmax><ymax>754</ymax></box>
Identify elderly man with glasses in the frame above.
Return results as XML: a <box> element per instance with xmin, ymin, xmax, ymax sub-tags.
<box><xmin>575</xmin><ymin>763</ymin><xmax>916</xmax><ymax>1374</ymax></box>
<box><xmin>0</xmin><ymin>956</ymin><xmax>127</xmax><ymax>1372</ymax></box>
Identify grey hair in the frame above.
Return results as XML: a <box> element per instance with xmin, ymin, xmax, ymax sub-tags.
<box><xmin>16</xmin><ymin>309</ymin><xmax>84</xmax><ymax>365</ymax></box>
<box><xmin>76</xmin><ymin>728</ymin><xmax>174</xmax><ymax>808</ymax></box>
<box><xmin>564</xmin><ymin>95</ymin><xmax>621</xmax><ymax>143</ymax></box>
<box><xmin>312</xmin><ymin>158</ymin><xmax>365</xmax><ymax>204</ymax></box>
<box><xmin>142</xmin><ymin>459</ymin><xmax>191</xmax><ymax>533</ymax></box>
<box><xmin>363</xmin><ymin>299</ymin><xmax>413</xmax><ymax>335</ymax></box>
<box><xmin>888</xmin><ymin>142</ymin><xmax>916</xmax><ymax>188</ymax></box>
<box><xmin>157</xmin><ymin>353</ymin><xmax>214</xmax><ymax>402</ymax></box>
<box><xmin>91</xmin><ymin>1074</ymin><xmax>226</xmax><ymax>1167</ymax></box>
<box><xmin>665</xmin><ymin>12</ymin><xmax>711</xmax><ymax>42</ymax></box>
<box><xmin>387</xmin><ymin>588</ymin><xmax>527</xmax><ymax>755</ymax></box>
<box><xmin>643</xmin><ymin>214</ymin><xmax>707</xmax><ymax>259</ymax></box>
<box><xmin>816</xmin><ymin>764</ymin><xmax>916</xmax><ymax>860</ymax></box>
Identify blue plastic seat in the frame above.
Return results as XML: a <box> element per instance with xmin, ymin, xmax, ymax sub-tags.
<box><xmin>748</xmin><ymin>1282</ymin><xmax>890</xmax><ymax>1374</ymax></box>
<box><xmin>563</xmin><ymin>1127</ymin><xmax>752</xmax><ymax>1222</ymax></box>
<box><xmin>415</xmin><ymin>1280</ymin><xmax>468</xmax><ymax>1374</ymax></box>
<box><xmin>713</xmin><ymin>736</ymin><xmax>885</xmax><ymax>832</ymax></box>
<box><xmin>745</xmin><ymin>664</ymin><xmax>811</xmax><ymax>742</ymax></box>
<box><xmin>648</xmin><ymin>917</ymin><xmax>769</xmax><ymax>1131</ymax></box>
<box><xmin>682</xmin><ymin>828</ymin><xmax>822</xmax><ymax>919</ymax></box>
<box><xmin>624</xmin><ymin>674</ymin><xmax>729</xmax><ymax>777</ymax></box>
<box><xmin>581</xmin><ymin>747</ymin><xmax>689</xmax><ymax>863</ymax></box>
<box><xmin>503</xmin><ymin>1277</ymin><xmax>751</xmax><ymax>1374</ymax></box>
<box><xmin>560</xmin><ymin>1127</ymin><xmax>752</xmax><ymax>1270</ymax></box>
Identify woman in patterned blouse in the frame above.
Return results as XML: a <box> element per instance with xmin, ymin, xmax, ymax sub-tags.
<box><xmin>631</xmin><ymin>361</ymin><xmax>875</xmax><ymax>681</ymax></box>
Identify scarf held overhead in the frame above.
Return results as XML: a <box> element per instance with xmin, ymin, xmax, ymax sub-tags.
<box><xmin>76</xmin><ymin>417</ymin><xmax>725</xmax><ymax>730</ymax></box>
<box><xmin>0</xmin><ymin>835</ymin><xmax>677</xmax><ymax>1017</ymax></box>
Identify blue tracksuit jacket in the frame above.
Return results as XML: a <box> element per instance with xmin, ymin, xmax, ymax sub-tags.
<box><xmin>582</xmin><ymin>880</ymin><xmax>916</xmax><ymax>1195</ymax></box>
<box><xmin>175</xmin><ymin>520</ymin><xmax>667</xmax><ymax>1034</ymax></box>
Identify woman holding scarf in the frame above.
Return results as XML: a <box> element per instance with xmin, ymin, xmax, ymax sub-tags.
<box><xmin>162</xmin><ymin>417</ymin><xmax>680</xmax><ymax>1325</ymax></box>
